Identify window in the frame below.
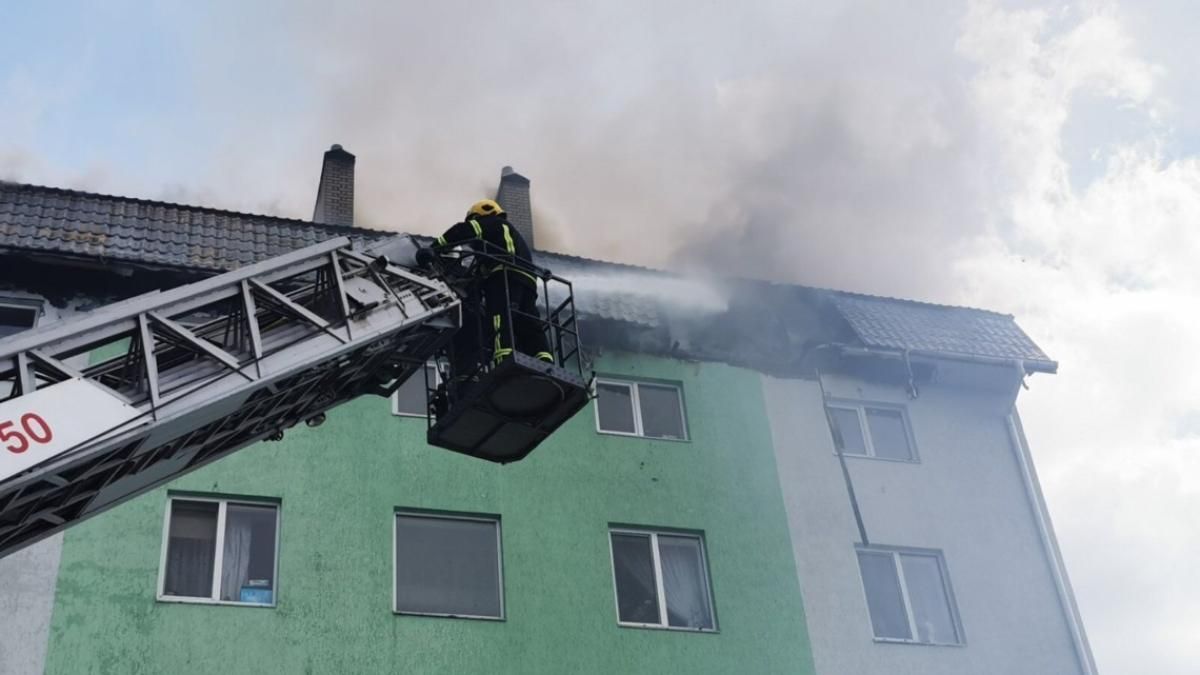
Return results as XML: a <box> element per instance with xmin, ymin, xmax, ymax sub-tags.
<box><xmin>157</xmin><ymin>496</ymin><xmax>279</xmax><ymax>606</ymax></box>
<box><xmin>609</xmin><ymin>528</ymin><xmax>715</xmax><ymax>631</ymax></box>
<box><xmin>857</xmin><ymin>548</ymin><xmax>962</xmax><ymax>645</ymax></box>
<box><xmin>827</xmin><ymin>403</ymin><xmax>916</xmax><ymax>461</ymax></box>
<box><xmin>0</xmin><ymin>299</ymin><xmax>39</xmax><ymax>339</ymax></box>
<box><xmin>595</xmin><ymin>379</ymin><xmax>688</xmax><ymax>440</ymax></box>
<box><xmin>394</xmin><ymin>512</ymin><xmax>503</xmax><ymax>619</ymax></box>
<box><xmin>392</xmin><ymin>362</ymin><xmax>440</xmax><ymax>418</ymax></box>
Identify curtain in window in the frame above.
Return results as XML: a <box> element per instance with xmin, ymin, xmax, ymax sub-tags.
<box><xmin>219</xmin><ymin>522</ymin><xmax>253</xmax><ymax>602</ymax></box>
<box><xmin>163</xmin><ymin>501</ymin><xmax>217</xmax><ymax>598</ymax></box>
<box><xmin>658</xmin><ymin>535</ymin><xmax>714</xmax><ymax>629</ymax></box>
<box><xmin>165</xmin><ymin>538</ymin><xmax>214</xmax><ymax>597</ymax></box>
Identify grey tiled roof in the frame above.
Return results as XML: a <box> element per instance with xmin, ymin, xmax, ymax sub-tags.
<box><xmin>568</xmin><ymin>291</ymin><xmax>659</xmax><ymax>328</ymax></box>
<box><xmin>535</xmin><ymin>253</ymin><xmax>661</xmax><ymax>327</ymax></box>
<box><xmin>0</xmin><ymin>182</ymin><xmax>382</xmax><ymax>272</ymax></box>
<box><xmin>831</xmin><ymin>292</ymin><xmax>1056</xmax><ymax>370</ymax></box>
<box><xmin>0</xmin><ymin>181</ymin><xmax>1055</xmax><ymax>371</ymax></box>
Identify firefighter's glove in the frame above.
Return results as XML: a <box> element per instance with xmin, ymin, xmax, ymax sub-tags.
<box><xmin>415</xmin><ymin>247</ymin><xmax>436</xmax><ymax>268</ymax></box>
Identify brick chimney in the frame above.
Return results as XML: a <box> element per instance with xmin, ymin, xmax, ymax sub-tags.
<box><xmin>312</xmin><ymin>144</ymin><xmax>355</xmax><ymax>226</ymax></box>
<box><xmin>495</xmin><ymin>166</ymin><xmax>535</xmax><ymax>250</ymax></box>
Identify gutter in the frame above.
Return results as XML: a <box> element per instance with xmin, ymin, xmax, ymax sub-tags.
<box><xmin>1005</xmin><ymin>410</ymin><xmax>1098</xmax><ymax>675</ymax></box>
<box><xmin>836</xmin><ymin>345</ymin><xmax>1058</xmax><ymax>375</ymax></box>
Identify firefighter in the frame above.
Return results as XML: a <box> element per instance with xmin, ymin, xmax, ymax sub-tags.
<box><xmin>425</xmin><ymin>199</ymin><xmax>553</xmax><ymax>366</ymax></box>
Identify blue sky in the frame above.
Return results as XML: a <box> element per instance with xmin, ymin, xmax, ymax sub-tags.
<box><xmin>4</xmin><ymin>2</ymin><xmax>1200</xmax><ymax>673</ymax></box>
<box><xmin>3</xmin><ymin>3</ymin><xmax>190</xmax><ymax>178</ymax></box>
<box><xmin>1</xmin><ymin>2</ymin><xmax>317</xmax><ymax>205</ymax></box>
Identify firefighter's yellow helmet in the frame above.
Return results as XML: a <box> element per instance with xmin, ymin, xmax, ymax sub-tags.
<box><xmin>466</xmin><ymin>199</ymin><xmax>505</xmax><ymax>219</ymax></box>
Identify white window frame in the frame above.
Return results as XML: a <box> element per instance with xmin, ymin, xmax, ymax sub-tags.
<box><xmin>392</xmin><ymin>511</ymin><xmax>505</xmax><ymax>621</ymax></box>
<box><xmin>0</xmin><ymin>299</ymin><xmax>41</xmax><ymax>397</ymax></box>
<box><xmin>594</xmin><ymin>378</ymin><xmax>689</xmax><ymax>441</ymax></box>
<box><xmin>0</xmin><ymin>297</ymin><xmax>41</xmax><ymax>333</ymax></box>
<box><xmin>607</xmin><ymin>528</ymin><xmax>717</xmax><ymax>632</ymax></box>
<box><xmin>391</xmin><ymin>361</ymin><xmax>441</xmax><ymax>418</ymax></box>
<box><xmin>155</xmin><ymin>495</ymin><xmax>281</xmax><ymax>608</ymax></box>
<box><xmin>856</xmin><ymin>546</ymin><xmax>964</xmax><ymax>646</ymax></box>
<box><xmin>827</xmin><ymin>401</ymin><xmax>918</xmax><ymax>462</ymax></box>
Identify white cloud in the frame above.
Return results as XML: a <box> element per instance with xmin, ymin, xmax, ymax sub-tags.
<box><xmin>955</xmin><ymin>3</ymin><xmax>1200</xmax><ymax>673</ymax></box>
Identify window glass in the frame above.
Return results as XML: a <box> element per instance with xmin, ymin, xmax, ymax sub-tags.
<box><xmin>394</xmin><ymin>364</ymin><xmax>437</xmax><ymax>417</ymax></box>
<box><xmin>88</xmin><ymin>336</ymin><xmax>132</xmax><ymax>366</ymax></box>
<box><xmin>596</xmin><ymin>383</ymin><xmax>636</xmax><ymax>434</ymax></box>
<box><xmin>611</xmin><ymin>533</ymin><xmax>659</xmax><ymax>624</ymax></box>
<box><xmin>829</xmin><ymin>407</ymin><xmax>868</xmax><ymax>455</ymax></box>
<box><xmin>160</xmin><ymin>498</ymin><xmax>279</xmax><ymax>605</ymax></box>
<box><xmin>610</xmin><ymin>530</ymin><xmax>716</xmax><ymax>630</ymax></box>
<box><xmin>900</xmin><ymin>554</ymin><xmax>959</xmax><ymax>644</ymax></box>
<box><xmin>0</xmin><ymin>304</ymin><xmax>37</xmax><ymax>339</ymax></box>
<box><xmin>857</xmin><ymin>551</ymin><xmax>911</xmax><ymax>640</ymax></box>
<box><xmin>866</xmin><ymin>408</ymin><xmax>913</xmax><ymax>460</ymax></box>
<box><xmin>638</xmin><ymin>384</ymin><xmax>686</xmax><ymax>440</ymax></box>
<box><xmin>220</xmin><ymin>503</ymin><xmax>278</xmax><ymax>603</ymax></box>
<box><xmin>658</xmin><ymin>534</ymin><xmax>714</xmax><ymax>629</ymax></box>
<box><xmin>395</xmin><ymin>515</ymin><xmax>502</xmax><ymax>618</ymax></box>
<box><xmin>163</xmin><ymin>500</ymin><xmax>219</xmax><ymax>598</ymax></box>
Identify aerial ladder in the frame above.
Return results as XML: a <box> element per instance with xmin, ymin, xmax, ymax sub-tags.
<box><xmin>0</xmin><ymin>236</ymin><xmax>589</xmax><ymax>559</ymax></box>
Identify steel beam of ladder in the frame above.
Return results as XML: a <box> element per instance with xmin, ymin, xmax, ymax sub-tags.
<box><xmin>0</xmin><ymin>237</ymin><xmax>460</xmax><ymax>559</ymax></box>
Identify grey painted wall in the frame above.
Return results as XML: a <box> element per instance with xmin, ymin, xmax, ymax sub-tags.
<box><xmin>761</xmin><ymin>369</ymin><xmax>1086</xmax><ymax>675</ymax></box>
<box><xmin>0</xmin><ymin>289</ymin><xmax>84</xmax><ymax>675</ymax></box>
<box><xmin>0</xmin><ymin>534</ymin><xmax>63</xmax><ymax>675</ymax></box>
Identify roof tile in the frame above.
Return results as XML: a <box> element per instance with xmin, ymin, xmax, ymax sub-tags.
<box><xmin>0</xmin><ymin>180</ymin><xmax>1055</xmax><ymax>370</ymax></box>
<box><xmin>831</xmin><ymin>292</ymin><xmax>1054</xmax><ymax>369</ymax></box>
<box><xmin>0</xmin><ymin>182</ymin><xmax>383</xmax><ymax>273</ymax></box>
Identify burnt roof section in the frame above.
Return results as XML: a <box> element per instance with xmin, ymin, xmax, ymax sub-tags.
<box><xmin>0</xmin><ymin>180</ymin><xmax>1056</xmax><ymax>372</ymax></box>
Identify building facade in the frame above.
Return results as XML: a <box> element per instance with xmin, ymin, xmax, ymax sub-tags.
<box><xmin>0</xmin><ymin>147</ymin><xmax>1092</xmax><ymax>674</ymax></box>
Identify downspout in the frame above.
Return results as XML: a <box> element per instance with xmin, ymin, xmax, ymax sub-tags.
<box><xmin>902</xmin><ymin>349</ymin><xmax>919</xmax><ymax>399</ymax></box>
<box><xmin>817</xmin><ymin>368</ymin><xmax>870</xmax><ymax>546</ymax></box>
<box><xmin>1005</xmin><ymin>406</ymin><xmax>1097</xmax><ymax>675</ymax></box>
<box><xmin>807</xmin><ymin>343</ymin><xmax>870</xmax><ymax>547</ymax></box>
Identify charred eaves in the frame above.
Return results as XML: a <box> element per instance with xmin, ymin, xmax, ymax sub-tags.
<box><xmin>0</xmin><ymin>252</ymin><xmax>204</xmax><ymax>310</ymax></box>
<box><xmin>578</xmin><ymin>281</ymin><xmax>855</xmax><ymax>379</ymax></box>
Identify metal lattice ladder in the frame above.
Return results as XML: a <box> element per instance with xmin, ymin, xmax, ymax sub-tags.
<box><xmin>0</xmin><ymin>237</ymin><xmax>460</xmax><ymax>558</ymax></box>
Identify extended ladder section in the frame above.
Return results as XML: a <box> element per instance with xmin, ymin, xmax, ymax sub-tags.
<box><xmin>0</xmin><ymin>237</ymin><xmax>459</xmax><ymax>559</ymax></box>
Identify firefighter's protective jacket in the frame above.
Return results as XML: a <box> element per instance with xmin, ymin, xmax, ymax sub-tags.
<box><xmin>434</xmin><ymin>214</ymin><xmax>537</xmax><ymax>287</ymax></box>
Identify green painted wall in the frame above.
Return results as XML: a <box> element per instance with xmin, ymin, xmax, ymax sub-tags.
<box><xmin>44</xmin><ymin>353</ymin><xmax>814</xmax><ymax>675</ymax></box>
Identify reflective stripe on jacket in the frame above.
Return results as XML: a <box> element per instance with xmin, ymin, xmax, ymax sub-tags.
<box><xmin>433</xmin><ymin>214</ymin><xmax>536</xmax><ymax>288</ymax></box>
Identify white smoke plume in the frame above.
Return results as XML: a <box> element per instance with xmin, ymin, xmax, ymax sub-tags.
<box><xmin>564</xmin><ymin>270</ymin><xmax>730</xmax><ymax>316</ymax></box>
